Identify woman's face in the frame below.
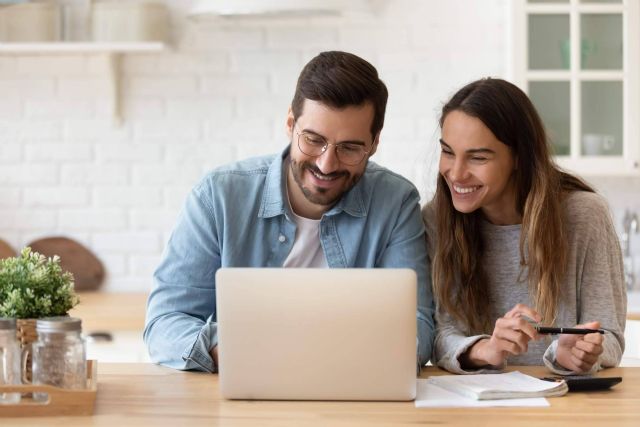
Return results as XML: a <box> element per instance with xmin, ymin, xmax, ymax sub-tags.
<box><xmin>439</xmin><ymin>110</ymin><xmax>520</xmax><ymax>225</ymax></box>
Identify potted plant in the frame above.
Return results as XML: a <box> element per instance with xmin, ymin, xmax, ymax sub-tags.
<box><xmin>0</xmin><ymin>247</ymin><xmax>79</xmax><ymax>379</ymax></box>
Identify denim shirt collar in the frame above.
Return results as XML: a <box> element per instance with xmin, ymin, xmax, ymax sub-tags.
<box><xmin>258</xmin><ymin>146</ymin><xmax>367</xmax><ymax>219</ymax></box>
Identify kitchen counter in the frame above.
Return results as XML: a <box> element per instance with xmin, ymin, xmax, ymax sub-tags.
<box><xmin>68</xmin><ymin>292</ymin><xmax>149</xmax><ymax>332</ymax></box>
<box><xmin>4</xmin><ymin>363</ymin><xmax>639</xmax><ymax>426</ymax></box>
<box><xmin>65</xmin><ymin>291</ymin><xmax>640</xmax><ymax>363</ymax></box>
<box><xmin>68</xmin><ymin>291</ymin><xmax>640</xmax><ymax>325</ymax></box>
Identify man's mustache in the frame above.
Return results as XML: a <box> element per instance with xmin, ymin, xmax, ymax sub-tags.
<box><xmin>304</xmin><ymin>163</ymin><xmax>348</xmax><ymax>179</ymax></box>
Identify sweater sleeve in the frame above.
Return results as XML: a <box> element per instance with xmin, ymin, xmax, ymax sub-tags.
<box><xmin>543</xmin><ymin>193</ymin><xmax>627</xmax><ymax>374</ymax></box>
<box><xmin>433</xmin><ymin>309</ymin><xmax>502</xmax><ymax>374</ymax></box>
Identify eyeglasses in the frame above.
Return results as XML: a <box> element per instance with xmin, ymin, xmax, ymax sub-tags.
<box><xmin>296</xmin><ymin>131</ymin><xmax>371</xmax><ymax>166</ymax></box>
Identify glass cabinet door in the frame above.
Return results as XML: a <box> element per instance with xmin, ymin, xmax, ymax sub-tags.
<box><xmin>528</xmin><ymin>15</ymin><xmax>570</xmax><ymax>69</ymax></box>
<box><xmin>529</xmin><ymin>81</ymin><xmax>571</xmax><ymax>155</ymax></box>
<box><xmin>581</xmin><ymin>81</ymin><xmax>622</xmax><ymax>156</ymax></box>
<box><xmin>580</xmin><ymin>14</ymin><xmax>622</xmax><ymax>70</ymax></box>
<box><xmin>513</xmin><ymin>0</ymin><xmax>638</xmax><ymax>173</ymax></box>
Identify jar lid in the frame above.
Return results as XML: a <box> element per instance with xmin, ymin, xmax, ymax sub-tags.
<box><xmin>0</xmin><ymin>317</ymin><xmax>17</xmax><ymax>330</ymax></box>
<box><xmin>36</xmin><ymin>316</ymin><xmax>82</xmax><ymax>332</ymax></box>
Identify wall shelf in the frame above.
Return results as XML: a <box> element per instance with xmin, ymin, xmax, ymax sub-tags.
<box><xmin>0</xmin><ymin>42</ymin><xmax>167</xmax><ymax>124</ymax></box>
<box><xmin>188</xmin><ymin>0</ymin><xmax>370</xmax><ymax>18</ymax></box>
<box><xmin>0</xmin><ymin>41</ymin><xmax>165</xmax><ymax>54</ymax></box>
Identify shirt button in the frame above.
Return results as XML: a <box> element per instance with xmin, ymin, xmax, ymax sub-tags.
<box><xmin>278</xmin><ymin>235</ymin><xmax>286</xmax><ymax>243</ymax></box>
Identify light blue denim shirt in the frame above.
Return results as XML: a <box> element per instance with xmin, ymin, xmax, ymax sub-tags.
<box><xmin>144</xmin><ymin>147</ymin><xmax>435</xmax><ymax>372</ymax></box>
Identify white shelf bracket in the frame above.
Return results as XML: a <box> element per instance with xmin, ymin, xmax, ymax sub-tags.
<box><xmin>106</xmin><ymin>52</ymin><xmax>123</xmax><ymax>126</ymax></box>
<box><xmin>0</xmin><ymin>42</ymin><xmax>165</xmax><ymax>126</ymax></box>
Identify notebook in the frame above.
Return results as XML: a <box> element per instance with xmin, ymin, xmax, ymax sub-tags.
<box><xmin>415</xmin><ymin>379</ymin><xmax>550</xmax><ymax>408</ymax></box>
<box><xmin>215</xmin><ymin>268</ymin><xmax>418</xmax><ymax>401</ymax></box>
<box><xmin>426</xmin><ymin>371</ymin><xmax>569</xmax><ymax>400</ymax></box>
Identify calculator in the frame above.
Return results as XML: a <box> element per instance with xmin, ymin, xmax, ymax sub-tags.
<box><xmin>541</xmin><ymin>375</ymin><xmax>622</xmax><ymax>391</ymax></box>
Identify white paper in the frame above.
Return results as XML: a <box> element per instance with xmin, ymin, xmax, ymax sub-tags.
<box><xmin>415</xmin><ymin>380</ymin><xmax>550</xmax><ymax>408</ymax></box>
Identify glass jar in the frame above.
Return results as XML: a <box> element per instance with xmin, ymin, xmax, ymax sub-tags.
<box><xmin>0</xmin><ymin>318</ymin><xmax>21</xmax><ymax>404</ymax></box>
<box><xmin>32</xmin><ymin>317</ymin><xmax>86</xmax><ymax>400</ymax></box>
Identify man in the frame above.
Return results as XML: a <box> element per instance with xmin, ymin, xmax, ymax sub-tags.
<box><xmin>144</xmin><ymin>51</ymin><xmax>434</xmax><ymax>372</ymax></box>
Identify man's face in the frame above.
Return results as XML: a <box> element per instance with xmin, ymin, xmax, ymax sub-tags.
<box><xmin>285</xmin><ymin>99</ymin><xmax>378</xmax><ymax>217</ymax></box>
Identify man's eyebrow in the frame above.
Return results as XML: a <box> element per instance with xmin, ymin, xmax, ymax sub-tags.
<box><xmin>301</xmin><ymin>129</ymin><xmax>327</xmax><ymax>140</ymax></box>
<box><xmin>301</xmin><ymin>129</ymin><xmax>367</xmax><ymax>146</ymax></box>
<box><xmin>439</xmin><ymin>139</ymin><xmax>495</xmax><ymax>154</ymax></box>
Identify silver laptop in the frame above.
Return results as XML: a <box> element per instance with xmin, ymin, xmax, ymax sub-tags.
<box><xmin>215</xmin><ymin>268</ymin><xmax>417</xmax><ymax>401</ymax></box>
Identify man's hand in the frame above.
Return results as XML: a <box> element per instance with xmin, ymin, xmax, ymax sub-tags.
<box><xmin>556</xmin><ymin>321</ymin><xmax>604</xmax><ymax>373</ymax></box>
<box><xmin>211</xmin><ymin>346</ymin><xmax>218</xmax><ymax>365</ymax></box>
<box><xmin>461</xmin><ymin>304</ymin><xmax>542</xmax><ymax>368</ymax></box>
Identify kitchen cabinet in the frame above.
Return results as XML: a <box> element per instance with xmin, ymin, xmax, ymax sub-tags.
<box><xmin>621</xmin><ymin>291</ymin><xmax>640</xmax><ymax>365</ymax></box>
<box><xmin>85</xmin><ymin>330</ymin><xmax>150</xmax><ymax>363</ymax></box>
<box><xmin>68</xmin><ymin>292</ymin><xmax>150</xmax><ymax>363</ymax></box>
<box><xmin>510</xmin><ymin>0</ymin><xmax>640</xmax><ymax>175</ymax></box>
<box><xmin>626</xmin><ymin>292</ymin><xmax>640</xmax><ymax>363</ymax></box>
<box><xmin>0</xmin><ymin>42</ymin><xmax>165</xmax><ymax>123</ymax></box>
<box><xmin>625</xmin><ymin>319</ymin><xmax>640</xmax><ymax>366</ymax></box>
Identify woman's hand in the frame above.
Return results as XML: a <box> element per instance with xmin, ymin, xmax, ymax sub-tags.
<box><xmin>461</xmin><ymin>304</ymin><xmax>542</xmax><ymax>369</ymax></box>
<box><xmin>555</xmin><ymin>321</ymin><xmax>604</xmax><ymax>373</ymax></box>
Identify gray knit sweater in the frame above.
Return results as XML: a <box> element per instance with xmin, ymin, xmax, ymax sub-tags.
<box><xmin>422</xmin><ymin>191</ymin><xmax>626</xmax><ymax>374</ymax></box>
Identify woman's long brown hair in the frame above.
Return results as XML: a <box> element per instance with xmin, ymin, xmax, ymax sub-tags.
<box><xmin>432</xmin><ymin>78</ymin><xmax>594</xmax><ymax>334</ymax></box>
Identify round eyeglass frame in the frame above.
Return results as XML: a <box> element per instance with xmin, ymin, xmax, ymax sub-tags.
<box><xmin>296</xmin><ymin>131</ymin><xmax>371</xmax><ymax>166</ymax></box>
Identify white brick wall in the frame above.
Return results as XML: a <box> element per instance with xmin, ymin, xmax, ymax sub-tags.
<box><xmin>57</xmin><ymin>209</ymin><xmax>127</xmax><ymax>231</ymax></box>
<box><xmin>1</xmin><ymin>0</ymin><xmax>638</xmax><ymax>292</ymax></box>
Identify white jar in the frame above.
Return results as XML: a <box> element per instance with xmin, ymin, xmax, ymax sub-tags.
<box><xmin>1</xmin><ymin>1</ymin><xmax>61</xmax><ymax>42</ymax></box>
<box><xmin>0</xmin><ymin>318</ymin><xmax>21</xmax><ymax>405</ymax></box>
<box><xmin>59</xmin><ymin>0</ymin><xmax>92</xmax><ymax>41</ymax></box>
<box><xmin>91</xmin><ymin>1</ymin><xmax>169</xmax><ymax>43</ymax></box>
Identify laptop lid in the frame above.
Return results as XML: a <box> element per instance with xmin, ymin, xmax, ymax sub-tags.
<box><xmin>216</xmin><ymin>268</ymin><xmax>417</xmax><ymax>401</ymax></box>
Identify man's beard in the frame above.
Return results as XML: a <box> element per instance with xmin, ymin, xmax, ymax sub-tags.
<box><xmin>289</xmin><ymin>157</ymin><xmax>362</xmax><ymax>207</ymax></box>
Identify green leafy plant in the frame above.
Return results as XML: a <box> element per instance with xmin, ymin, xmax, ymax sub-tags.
<box><xmin>0</xmin><ymin>247</ymin><xmax>79</xmax><ymax>318</ymax></box>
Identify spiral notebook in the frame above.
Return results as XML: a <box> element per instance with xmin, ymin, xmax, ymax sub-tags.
<box><xmin>426</xmin><ymin>371</ymin><xmax>569</xmax><ymax>400</ymax></box>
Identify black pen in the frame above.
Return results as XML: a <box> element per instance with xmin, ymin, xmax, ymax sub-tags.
<box><xmin>535</xmin><ymin>326</ymin><xmax>605</xmax><ymax>335</ymax></box>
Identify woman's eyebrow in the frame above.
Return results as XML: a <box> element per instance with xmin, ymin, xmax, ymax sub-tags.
<box><xmin>439</xmin><ymin>139</ymin><xmax>451</xmax><ymax>149</ymax></box>
<box><xmin>467</xmin><ymin>148</ymin><xmax>495</xmax><ymax>154</ymax></box>
<box><xmin>439</xmin><ymin>139</ymin><xmax>495</xmax><ymax>154</ymax></box>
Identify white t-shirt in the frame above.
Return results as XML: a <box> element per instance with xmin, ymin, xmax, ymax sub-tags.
<box><xmin>282</xmin><ymin>158</ymin><xmax>328</xmax><ymax>268</ymax></box>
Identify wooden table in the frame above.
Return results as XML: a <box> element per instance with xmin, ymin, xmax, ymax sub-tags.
<box><xmin>4</xmin><ymin>364</ymin><xmax>639</xmax><ymax>426</ymax></box>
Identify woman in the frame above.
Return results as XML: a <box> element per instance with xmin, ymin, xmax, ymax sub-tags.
<box><xmin>423</xmin><ymin>78</ymin><xmax>626</xmax><ymax>374</ymax></box>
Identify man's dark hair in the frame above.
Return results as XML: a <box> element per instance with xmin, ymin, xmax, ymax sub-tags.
<box><xmin>291</xmin><ymin>51</ymin><xmax>388</xmax><ymax>138</ymax></box>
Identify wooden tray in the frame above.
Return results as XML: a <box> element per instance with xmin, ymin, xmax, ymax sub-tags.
<box><xmin>0</xmin><ymin>360</ymin><xmax>97</xmax><ymax>417</ymax></box>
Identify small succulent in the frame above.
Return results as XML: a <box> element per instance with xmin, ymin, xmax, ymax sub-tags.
<box><xmin>0</xmin><ymin>247</ymin><xmax>79</xmax><ymax>319</ymax></box>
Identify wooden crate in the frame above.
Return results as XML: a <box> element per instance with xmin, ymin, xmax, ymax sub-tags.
<box><xmin>0</xmin><ymin>360</ymin><xmax>97</xmax><ymax>417</ymax></box>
